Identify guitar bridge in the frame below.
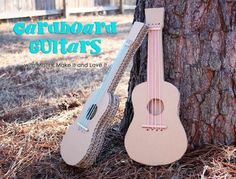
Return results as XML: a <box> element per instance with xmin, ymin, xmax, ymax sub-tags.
<box><xmin>142</xmin><ymin>124</ymin><xmax>167</xmax><ymax>131</ymax></box>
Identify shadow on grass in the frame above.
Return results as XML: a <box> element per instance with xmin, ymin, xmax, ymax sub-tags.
<box><xmin>0</xmin><ymin>21</ymin><xmax>132</xmax><ymax>123</ymax></box>
<box><xmin>0</xmin><ymin>33</ymin><xmax>29</xmax><ymax>54</ymax></box>
<box><xmin>0</xmin><ymin>54</ymin><xmax>112</xmax><ymax>123</ymax></box>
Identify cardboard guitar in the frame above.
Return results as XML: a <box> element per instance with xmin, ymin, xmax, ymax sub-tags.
<box><xmin>60</xmin><ymin>22</ymin><xmax>148</xmax><ymax>168</ymax></box>
<box><xmin>125</xmin><ymin>8</ymin><xmax>188</xmax><ymax>166</ymax></box>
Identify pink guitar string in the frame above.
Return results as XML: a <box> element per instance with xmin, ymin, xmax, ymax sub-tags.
<box><xmin>154</xmin><ymin>30</ymin><xmax>157</xmax><ymax>127</ymax></box>
<box><xmin>147</xmin><ymin>30</ymin><xmax>150</xmax><ymax>127</ymax></box>
<box><xmin>149</xmin><ymin>30</ymin><xmax>151</xmax><ymax>126</ymax></box>
<box><xmin>149</xmin><ymin>29</ymin><xmax>155</xmax><ymax>127</ymax></box>
<box><xmin>152</xmin><ymin>31</ymin><xmax>156</xmax><ymax>126</ymax></box>
<box><xmin>157</xmin><ymin>29</ymin><xmax>159</xmax><ymax>128</ymax></box>
<box><xmin>152</xmin><ymin>30</ymin><xmax>155</xmax><ymax>126</ymax></box>
<box><xmin>149</xmin><ymin>29</ymin><xmax>152</xmax><ymax>127</ymax></box>
<box><xmin>150</xmin><ymin>30</ymin><xmax>152</xmax><ymax>126</ymax></box>
<box><xmin>158</xmin><ymin>27</ymin><xmax>163</xmax><ymax>128</ymax></box>
<box><xmin>153</xmin><ymin>29</ymin><xmax>157</xmax><ymax>127</ymax></box>
<box><xmin>148</xmin><ymin>29</ymin><xmax>154</xmax><ymax>127</ymax></box>
<box><xmin>154</xmin><ymin>31</ymin><xmax>159</xmax><ymax>125</ymax></box>
<box><xmin>150</xmin><ymin>29</ymin><xmax>154</xmax><ymax>127</ymax></box>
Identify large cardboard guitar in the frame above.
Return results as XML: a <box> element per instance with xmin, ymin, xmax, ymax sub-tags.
<box><xmin>60</xmin><ymin>22</ymin><xmax>148</xmax><ymax>168</ymax></box>
<box><xmin>125</xmin><ymin>8</ymin><xmax>187</xmax><ymax>166</ymax></box>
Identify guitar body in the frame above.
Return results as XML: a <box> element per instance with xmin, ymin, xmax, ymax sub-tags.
<box><xmin>60</xmin><ymin>22</ymin><xmax>148</xmax><ymax>168</ymax></box>
<box><xmin>61</xmin><ymin>91</ymin><xmax>119</xmax><ymax>167</ymax></box>
<box><xmin>125</xmin><ymin>82</ymin><xmax>187</xmax><ymax>166</ymax></box>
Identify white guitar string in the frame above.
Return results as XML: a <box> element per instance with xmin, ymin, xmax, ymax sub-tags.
<box><xmin>78</xmin><ymin>43</ymin><xmax>126</xmax><ymax>127</ymax></box>
<box><xmin>82</xmin><ymin>44</ymin><xmax>129</xmax><ymax>127</ymax></box>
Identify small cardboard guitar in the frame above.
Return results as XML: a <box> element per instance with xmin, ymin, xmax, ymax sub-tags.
<box><xmin>60</xmin><ymin>22</ymin><xmax>148</xmax><ymax>168</ymax></box>
<box><xmin>125</xmin><ymin>8</ymin><xmax>188</xmax><ymax>166</ymax></box>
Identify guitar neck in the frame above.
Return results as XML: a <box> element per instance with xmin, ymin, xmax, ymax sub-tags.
<box><xmin>147</xmin><ymin>27</ymin><xmax>164</xmax><ymax>84</ymax></box>
<box><xmin>101</xmin><ymin>41</ymin><xmax>130</xmax><ymax>93</ymax></box>
<box><xmin>145</xmin><ymin>8</ymin><xmax>165</xmax><ymax>95</ymax></box>
<box><xmin>100</xmin><ymin>23</ymin><xmax>148</xmax><ymax>94</ymax></box>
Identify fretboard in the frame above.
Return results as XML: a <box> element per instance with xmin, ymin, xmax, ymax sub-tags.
<box><xmin>147</xmin><ymin>26</ymin><xmax>164</xmax><ymax>97</ymax></box>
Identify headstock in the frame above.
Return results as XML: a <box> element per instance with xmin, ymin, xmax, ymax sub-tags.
<box><xmin>145</xmin><ymin>8</ymin><xmax>165</xmax><ymax>29</ymax></box>
<box><xmin>126</xmin><ymin>22</ymin><xmax>146</xmax><ymax>44</ymax></box>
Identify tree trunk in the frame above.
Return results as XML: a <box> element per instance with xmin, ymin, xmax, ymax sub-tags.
<box><xmin>120</xmin><ymin>0</ymin><xmax>236</xmax><ymax>148</ymax></box>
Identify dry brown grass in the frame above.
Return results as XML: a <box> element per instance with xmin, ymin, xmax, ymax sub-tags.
<box><xmin>0</xmin><ymin>14</ymin><xmax>236</xmax><ymax>178</ymax></box>
<box><xmin>0</xmin><ymin>14</ymin><xmax>132</xmax><ymax>122</ymax></box>
<box><xmin>1</xmin><ymin>116</ymin><xmax>236</xmax><ymax>178</ymax></box>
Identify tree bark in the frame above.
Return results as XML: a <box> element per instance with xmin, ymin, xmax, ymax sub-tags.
<box><xmin>120</xmin><ymin>0</ymin><xmax>236</xmax><ymax>148</ymax></box>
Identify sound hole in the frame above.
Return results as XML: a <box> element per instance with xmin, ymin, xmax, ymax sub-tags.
<box><xmin>147</xmin><ymin>99</ymin><xmax>164</xmax><ymax>115</ymax></box>
<box><xmin>86</xmin><ymin>104</ymin><xmax>97</xmax><ymax>120</ymax></box>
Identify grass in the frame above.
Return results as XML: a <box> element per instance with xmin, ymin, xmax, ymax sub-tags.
<box><xmin>0</xmin><ymin>14</ymin><xmax>132</xmax><ymax>123</ymax></box>
<box><xmin>0</xmin><ymin>14</ymin><xmax>236</xmax><ymax>178</ymax></box>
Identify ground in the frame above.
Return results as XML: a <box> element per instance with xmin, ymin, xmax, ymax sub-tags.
<box><xmin>0</xmin><ymin>14</ymin><xmax>236</xmax><ymax>178</ymax></box>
